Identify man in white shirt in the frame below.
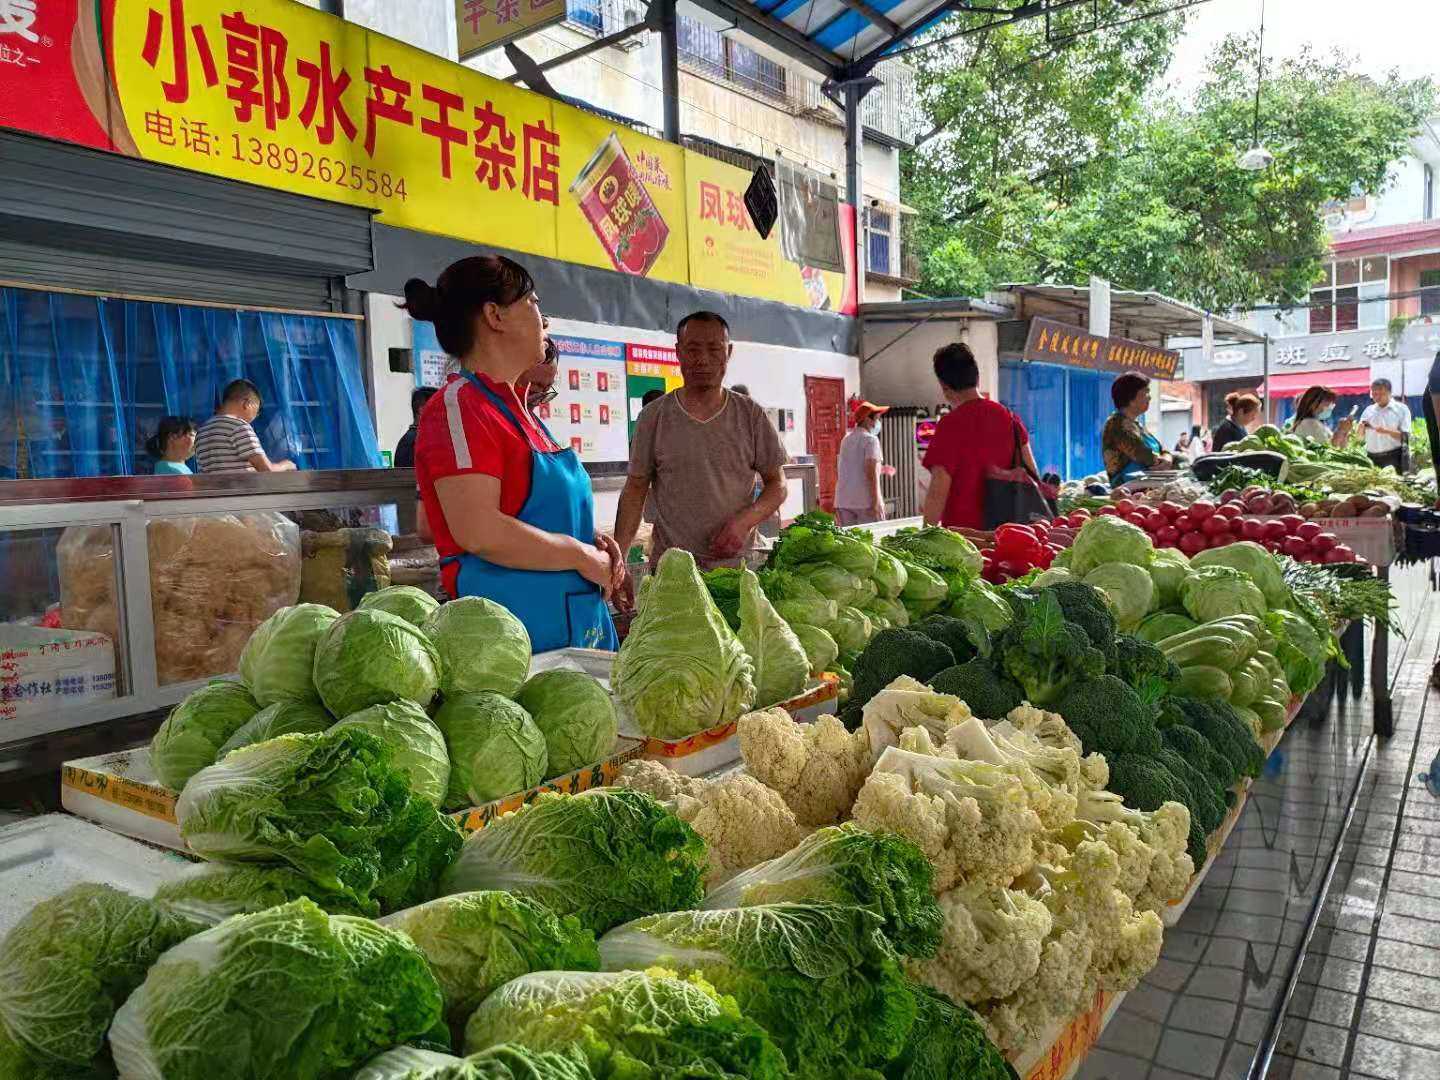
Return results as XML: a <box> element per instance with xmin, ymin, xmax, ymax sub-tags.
<box><xmin>1358</xmin><ymin>378</ymin><xmax>1411</xmax><ymax>472</ymax></box>
<box><xmin>195</xmin><ymin>379</ymin><xmax>296</xmax><ymax>474</ymax></box>
<box><xmin>834</xmin><ymin>401</ymin><xmax>889</xmax><ymax>525</ymax></box>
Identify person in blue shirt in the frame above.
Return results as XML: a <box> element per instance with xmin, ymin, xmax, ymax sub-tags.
<box><xmin>146</xmin><ymin>416</ymin><xmax>197</xmax><ymax>475</ymax></box>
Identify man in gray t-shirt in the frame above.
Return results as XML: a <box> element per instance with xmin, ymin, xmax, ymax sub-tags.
<box><xmin>615</xmin><ymin>312</ymin><xmax>788</xmax><ymax>571</ymax></box>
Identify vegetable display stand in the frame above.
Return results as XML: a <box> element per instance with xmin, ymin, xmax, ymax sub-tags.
<box><xmin>1010</xmin><ymin>989</ymin><xmax>1122</xmax><ymax>1080</ymax></box>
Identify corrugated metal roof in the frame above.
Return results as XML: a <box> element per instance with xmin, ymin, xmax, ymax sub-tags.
<box><xmin>1329</xmin><ymin>220</ymin><xmax>1440</xmax><ymax>257</ymax></box>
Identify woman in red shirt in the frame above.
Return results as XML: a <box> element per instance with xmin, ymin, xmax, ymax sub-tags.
<box><xmin>922</xmin><ymin>343</ymin><xmax>1039</xmax><ymax>530</ymax></box>
<box><xmin>408</xmin><ymin>256</ymin><xmax>623</xmax><ymax>651</ymax></box>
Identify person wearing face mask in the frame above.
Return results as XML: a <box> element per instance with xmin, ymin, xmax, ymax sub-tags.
<box><xmin>1289</xmin><ymin>386</ymin><xmax>1353</xmax><ymax>448</ymax></box>
<box><xmin>405</xmin><ymin>257</ymin><xmax>623</xmax><ymax>651</ymax></box>
<box><xmin>834</xmin><ymin>401</ymin><xmax>890</xmax><ymax>525</ymax></box>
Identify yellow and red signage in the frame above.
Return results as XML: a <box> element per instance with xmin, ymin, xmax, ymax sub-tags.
<box><xmin>455</xmin><ymin>0</ymin><xmax>568</xmax><ymax>63</ymax></box>
<box><xmin>0</xmin><ymin>0</ymin><xmax>855</xmax><ymax>312</ymax></box>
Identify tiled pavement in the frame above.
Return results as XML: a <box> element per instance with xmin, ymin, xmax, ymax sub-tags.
<box><xmin>1077</xmin><ymin>563</ymin><xmax>1440</xmax><ymax>1080</ymax></box>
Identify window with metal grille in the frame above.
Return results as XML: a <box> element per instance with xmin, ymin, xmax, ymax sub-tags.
<box><xmin>1422</xmin><ymin>269</ymin><xmax>1440</xmax><ymax>316</ymax></box>
<box><xmin>676</xmin><ymin>16</ymin><xmax>785</xmax><ymax>101</ymax></box>
<box><xmin>866</xmin><ymin>208</ymin><xmax>893</xmax><ymax>275</ymax></box>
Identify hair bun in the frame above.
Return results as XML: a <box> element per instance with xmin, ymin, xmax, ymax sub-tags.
<box><xmin>402</xmin><ymin>277</ymin><xmax>440</xmax><ymax>321</ymax></box>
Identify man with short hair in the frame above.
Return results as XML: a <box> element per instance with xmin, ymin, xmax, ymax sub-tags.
<box><xmin>394</xmin><ymin>387</ymin><xmax>439</xmax><ymax>468</ymax></box>
<box><xmin>194</xmin><ymin>378</ymin><xmax>296</xmax><ymax>474</ymax></box>
<box><xmin>1358</xmin><ymin>378</ymin><xmax>1411</xmax><ymax>471</ymax></box>
<box><xmin>615</xmin><ymin>311</ymin><xmax>788</xmax><ymax>569</ymax></box>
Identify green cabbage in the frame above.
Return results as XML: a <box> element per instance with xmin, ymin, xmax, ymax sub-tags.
<box><xmin>760</xmin><ymin>569</ymin><xmax>840</xmax><ymax>632</ymax></box>
<box><xmin>873</xmin><ymin>550</ymin><xmax>909</xmax><ymax>599</ymax></box>
<box><xmin>149</xmin><ymin>680</ymin><xmax>261</xmax><ymax>791</ymax></box>
<box><xmin>514</xmin><ymin>670</ymin><xmax>617</xmax><ymax>777</ymax></box>
<box><xmin>1135</xmin><ymin>611</ymin><xmax>1198</xmax><ymax>644</ymax></box>
<box><xmin>462</xmin><ymin>970</ymin><xmax>788</xmax><ymax>1080</ymax></box>
<box><xmin>1266</xmin><ymin>610</ymin><xmax>1327</xmax><ymax>695</ymax></box>
<box><xmin>108</xmin><ymin>900</ymin><xmax>443</xmax><ymax>1080</ymax></box>
<box><xmin>0</xmin><ymin>884</ymin><xmax>197</xmax><ymax>1075</ymax></box>
<box><xmin>613</xmin><ymin>548</ymin><xmax>755</xmax><ymax>739</ymax></box>
<box><xmin>797</xmin><ymin>562</ymin><xmax>866</xmax><ymax>606</ymax></box>
<box><xmin>441</xmin><ymin>789</ymin><xmax>706</xmax><ymax>935</ymax></box>
<box><xmin>1181</xmin><ymin>565</ymin><xmax>1268</xmax><ymax>623</ymax></box>
<box><xmin>313</xmin><ymin>609</ymin><xmax>442</xmax><ymax>717</ymax></box>
<box><xmin>1069</xmin><ymin>515</ymin><xmax>1154</xmax><ymax>575</ymax></box>
<box><xmin>898</xmin><ymin>562</ymin><xmax>948</xmax><ymax>608</ymax></box>
<box><xmin>791</xmin><ymin>624</ymin><xmax>840</xmax><ymax>676</ymax></box>
<box><xmin>1032</xmin><ymin>567</ymin><xmax>1074</xmax><ymax>587</ymax></box>
<box><xmin>239</xmin><ymin>603</ymin><xmax>338</xmax><ymax>705</ymax></box>
<box><xmin>869</xmin><ymin>593</ymin><xmax>910</xmax><ymax>628</ymax></box>
<box><xmin>947</xmin><ymin>580</ymin><xmax>1013</xmax><ymax>636</ymax></box>
<box><xmin>832</xmin><ymin>605</ymin><xmax>875</xmax><ymax>658</ymax></box>
<box><xmin>383</xmin><ymin>891</ymin><xmax>599</xmax><ymax>1032</ymax></box>
<box><xmin>434</xmin><ymin>692</ymin><xmax>547</xmax><ymax>807</ymax></box>
<box><xmin>1148</xmin><ymin>548</ymin><xmax>1192</xmax><ymax>611</ymax></box>
<box><xmin>596</xmin><ymin>903</ymin><xmax>918</xmax><ymax>1080</ymax></box>
<box><xmin>217</xmin><ymin>699</ymin><xmax>333</xmax><ymax>759</ymax></box>
<box><xmin>153</xmin><ymin>864</ymin><xmax>371</xmax><ymax>925</ymax></box>
<box><xmin>1082</xmin><ymin>562</ymin><xmax>1155</xmax><ymax>632</ymax></box>
<box><xmin>356</xmin><ymin>1045</ymin><xmax>596</xmax><ymax>1080</ymax></box>
<box><xmin>422</xmin><ymin>597</ymin><xmax>532</xmax><ymax>698</ymax></box>
<box><xmin>1192</xmin><ymin>542</ymin><xmax>1289</xmax><ymax>610</ymax></box>
<box><xmin>359</xmin><ymin>585</ymin><xmax>441</xmax><ymax>627</ymax></box>
<box><xmin>330</xmin><ymin>700</ymin><xmax>451</xmax><ymax>808</ymax></box>
<box><xmin>881</xmin><ymin>528</ymin><xmax>983</xmax><ymax>579</ymax></box>
<box><xmin>175</xmin><ymin>727</ymin><xmax>462</xmax><ymax>913</ymax></box>
<box><xmin>738</xmin><ymin>569</ymin><xmax>810</xmax><ymax>707</ymax></box>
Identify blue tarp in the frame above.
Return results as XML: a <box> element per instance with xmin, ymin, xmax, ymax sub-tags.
<box><xmin>998</xmin><ymin>360</ymin><xmax>1113</xmax><ymax>481</ymax></box>
<box><xmin>0</xmin><ymin>287</ymin><xmax>381</xmax><ymax>478</ymax></box>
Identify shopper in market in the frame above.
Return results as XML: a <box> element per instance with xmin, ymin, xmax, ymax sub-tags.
<box><xmin>194</xmin><ymin>379</ymin><xmax>297</xmax><ymax>474</ymax></box>
<box><xmin>614</xmin><ymin>311</ymin><xmax>788</xmax><ymax>570</ymax></box>
<box><xmin>145</xmin><ymin>416</ymin><xmax>197</xmax><ymax>475</ymax></box>
<box><xmin>1211</xmin><ymin>391</ymin><xmax>1262</xmax><ymax>453</ymax></box>
<box><xmin>835</xmin><ymin>400</ymin><xmax>890</xmax><ymax>525</ymax></box>
<box><xmin>1358</xmin><ymin>377</ymin><xmax>1411</xmax><ymax>471</ymax></box>
<box><xmin>404</xmin><ymin>256</ymin><xmax>622</xmax><ymax>652</ymax></box>
<box><xmin>1102</xmin><ymin>372</ymin><xmax>1172</xmax><ymax>483</ymax></box>
<box><xmin>1289</xmin><ymin>385</ymin><xmax>1353</xmax><ymax>447</ymax></box>
<box><xmin>393</xmin><ymin>387</ymin><xmax>438</xmax><ymax>469</ymax></box>
<box><xmin>922</xmin><ymin>342</ymin><xmax>1038</xmax><ymax>530</ymax></box>
<box><xmin>524</xmin><ymin>335</ymin><xmax>561</xmax><ymax>418</ymax></box>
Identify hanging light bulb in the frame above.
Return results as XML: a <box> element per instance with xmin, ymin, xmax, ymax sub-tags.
<box><xmin>1237</xmin><ymin>0</ymin><xmax>1273</xmax><ymax>171</ymax></box>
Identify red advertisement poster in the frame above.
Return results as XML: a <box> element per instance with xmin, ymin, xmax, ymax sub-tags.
<box><xmin>570</xmin><ymin>132</ymin><xmax>669</xmax><ymax>276</ymax></box>
<box><xmin>0</xmin><ymin>0</ymin><xmax>119</xmax><ymax>151</ymax></box>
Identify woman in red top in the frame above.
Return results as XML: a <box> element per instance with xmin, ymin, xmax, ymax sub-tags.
<box><xmin>922</xmin><ymin>343</ymin><xmax>1039</xmax><ymax>530</ymax></box>
<box><xmin>407</xmin><ymin>256</ymin><xmax>624</xmax><ymax>651</ymax></box>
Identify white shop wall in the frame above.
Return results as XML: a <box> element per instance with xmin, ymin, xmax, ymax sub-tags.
<box><xmin>860</xmin><ymin>318</ymin><xmax>999</xmax><ymax>407</ymax></box>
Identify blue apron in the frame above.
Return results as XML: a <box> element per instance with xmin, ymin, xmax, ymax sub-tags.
<box><xmin>440</xmin><ymin>373</ymin><xmax>618</xmax><ymax>653</ymax></box>
<box><xmin>1114</xmin><ymin>422</ymin><xmax>1164</xmax><ymax>484</ymax></box>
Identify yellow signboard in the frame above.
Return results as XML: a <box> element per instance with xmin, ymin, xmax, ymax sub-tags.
<box><xmin>456</xmin><ymin>0</ymin><xmax>568</xmax><ymax>61</ymax></box>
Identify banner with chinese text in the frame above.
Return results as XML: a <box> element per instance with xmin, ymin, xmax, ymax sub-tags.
<box><xmin>685</xmin><ymin>150</ymin><xmax>857</xmax><ymax>315</ymax></box>
<box><xmin>544</xmin><ymin>334</ymin><xmax>630</xmax><ymax>462</ymax></box>
<box><xmin>455</xmin><ymin>0</ymin><xmax>567</xmax><ymax>62</ymax></box>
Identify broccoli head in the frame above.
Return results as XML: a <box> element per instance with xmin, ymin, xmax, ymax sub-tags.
<box><xmin>912</xmin><ymin>615</ymin><xmax>977</xmax><ymax>665</ymax></box>
<box><xmin>1111</xmin><ymin>635</ymin><xmax>1180</xmax><ymax>693</ymax></box>
<box><xmin>1160</xmin><ymin>724</ymin><xmax>1239</xmax><ymax>790</ymax></box>
<box><xmin>1104</xmin><ymin>753</ymin><xmax>1210</xmax><ymax>867</ymax></box>
<box><xmin>995</xmin><ymin>591</ymin><xmax>1106</xmax><ymax>707</ymax></box>
<box><xmin>1052</xmin><ymin>676</ymin><xmax>1162</xmax><ymax>757</ymax></box>
<box><xmin>1153</xmin><ymin>747</ymin><xmax>1226</xmax><ymax>835</ymax></box>
<box><xmin>851</xmin><ymin>628</ymin><xmax>956</xmax><ymax>709</ymax></box>
<box><xmin>1167</xmin><ymin>696</ymin><xmax>1265</xmax><ymax>779</ymax></box>
<box><xmin>929</xmin><ymin>659</ymin><xmax>1024</xmax><ymax>721</ymax></box>
<box><xmin>1041</xmin><ymin>581</ymin><xmax>1118</xmax><ymax>662</ymax></box>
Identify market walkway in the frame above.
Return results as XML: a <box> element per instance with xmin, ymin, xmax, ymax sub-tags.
<box><xmin>1076</xmin><ymin>565</ymin><xmax>1440</xmax><ymax>1080</ymax></box>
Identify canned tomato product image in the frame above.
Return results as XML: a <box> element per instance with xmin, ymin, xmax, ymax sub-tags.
<box><xmin>570</xmin><ymin>132</ymin><xmax>670</xmax><ymax>277</ymax></box>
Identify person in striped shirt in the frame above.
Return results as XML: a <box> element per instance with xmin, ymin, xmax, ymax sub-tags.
<box><xmin>194</xmin><ymin>379</ymin><xmax>296</xmax><ymax>474</ymax></box>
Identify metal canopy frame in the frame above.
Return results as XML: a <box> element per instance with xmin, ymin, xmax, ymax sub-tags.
<box><xmin>998</xmin><ymin>283</ymin><xmax>1266</xmax><ymax>348</ymax></box>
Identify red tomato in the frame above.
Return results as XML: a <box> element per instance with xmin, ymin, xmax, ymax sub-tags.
<box><xmin>1095</xmin><ymin>506</ymin><xmax>1119</xmax><ymax>517</ymax></box>
<box><xmin>1209</xmin><ymin>533</ymin><xmax>1237</xmax><ymax>547</ymax></box>
<box><xmin>1067</xmin><ymin>510</ymin><xmax>1091</xmax><ymax>526</ymax></box>
<box><xmin>1189</xmin><ymin>501</ymin><xmax>1217</xmax><ymax>521</ymax></box>
<box><xmin>1239</xmin><ymin>518</ymin><xmax>1268</xmax><ymax>541</ymax></box>
<box><xmin>1173</xmin><ymin>513</ymin><xmax>1196</xmax><ymax>533</ymax></box>
<box><xmin>1125</xmin><ymin>512</ymin><xmax>1153</xmax><ymax>531</ymax></box>
<box><xmin>1200</xmin><ymin>515</ymin><xmax>1232</xmax><ymax>537</ymax></box>
<box><xmin>1179</xmin><ymin>532</ymin><xmax>1209</xmax><ymax>555</ymax></box>
<box><xmin>1114</xmin><ymin>499</ymin><xmax>1138</xmax><ymax>516</ymax></box>
<box><xmin>1030</xmin><ymin>520</ymin><xmax>1050</xmax><ymax>537</ymax></box>
<box><xmin>1282</xmin><ymin>536</ymin><xmax>1310</xmax><ymax>558</ymax></box>
<box><xmin>1156</xmin><ymin>525</ymin><xmax>1181</xmax><ymax>546</ymax></box>
<box><xmin>1296</xmin><ymin>522</ymin><xmax>1322</xmax><ymax>542</ymax></box>
<box><xmin>1279</xmin><ymin>514</ymin><xmax>1306</xmax><ymax>533</ymax></box>
<box><xmin>1214</xmin><ymin>503</ymin><xmax>1243</xmax><ymax>520</ymax></box>
<box><xmin>1263</xmin><ymin>520</ymin><xmax>1289</xmax><ymax>542</ymax></box>
<box><xmin>1311</xmin><ymin>533</ymin><xmax>1339</xmax><ymax>554</ymax></box>
<box><xmin>1325</xmin><ymin>545</ymin><xmax>1356</xmax><ymax>563</ymax></box>
<box><xmin>1156</xmin><ymin>501</ymin><xmax>1184</xmax><ymax>521</ymax></box>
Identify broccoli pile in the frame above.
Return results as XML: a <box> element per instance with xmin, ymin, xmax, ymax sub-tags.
<box><xmin>851</xmin><ymin>629</ymin><xmax>957</xmax><ymax>710</ymax></box>
<box><xmin>929</xmin><ymin>661</ymin><xmax>1024</xmax><ymax>721</ymax></box>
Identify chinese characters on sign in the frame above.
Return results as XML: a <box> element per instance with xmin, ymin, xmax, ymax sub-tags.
<box><xmin>549</xmin><ymin>335</ymin><xmax>629</xmax><ymax>463</ymax></box>
<box><xmin>455</xmin><ymin>0</ymin><xmax>565</xmax><ymax>62</ymax></box>
<box><xmin>1023</xmin><ymin>317</ymin><xmax>1181</xmax><ymax>380</ymax></box>
<box><xmin>570</xmin><ymin>133</ymin><xmax>670</xmax><ymax>276</ymax></box>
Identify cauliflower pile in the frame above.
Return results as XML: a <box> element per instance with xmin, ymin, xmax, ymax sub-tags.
<box><xmin>738</xmin><ymin>709</ymin><xmax>871</xmax><ymax>828</ymax></box>
<box><xmin>615</xmin><ymin>760</ymin><xmax>806</xmax><ymax>887</ymax></box>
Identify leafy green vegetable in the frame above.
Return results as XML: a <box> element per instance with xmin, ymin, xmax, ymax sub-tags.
<box><xmin>109</xmin><ymin>899</ymin><xmax>443</xmax><ymax>1080</ymax></box>
<box><xmin>359</xmin><ymin>585</ymin><xmax>442</xmax><ymax>627</ymax></box>
<box><xmin>873</xmin><ymin>551</ymin><xmax>909</xmax><ymax>599</ymax></box>
<box><xmin>384</xmin><ymin>890</ymin><xmax>600</xmax><ymax>1032</ymax></box>
<box><xmin>441</xmin><ymin>789</ymin><xmax>707</xmax><ymax>935</ymax></box>
<box><xmin>1083</xmin><ymin>563</ymin><xmax>1155</xmax><ymax>631</ymax></box>
<box><xmin>153</xmin><ymin>864</ymin><xmax>371</xmax><ymax>924</ymax></box>
<box><xmin>330</xmin><ymin>700</ymin><xmax>451</xmax><ymax>808</ymax></box>
<box><xmin>884</xmin><ymin>982</ymin><xmax>1016</xmax><ymax>1080</ymax></box>
<box><xmin>149</xmin><ymin>680</ymin><xmax>261</xmax><ymax>791</ymax></box>
<box><xmin>313</xmin><ymin>609</ymin><xmax>442</xmax><ymax>717</ymax></box>
<box><xmin>515</xmin><ymin>670</ymin><xmax>618</xmax><ymax>777</ymax></box>
<box><xmin>791</xmin><ymin>623</ymin><xmax>840</xmax><ymax>676</ymax></box>
<box><xmin>701</xmin><ymin>567</ymin><xmax>745</xmax><ymax>630</ymax></box>
<box><xmin>948</xmin><ymin>580</ymin><xmax>1014</xmax><ymax>641</ymax></box>
<box><xmin>797</xmin><ymin>562</ymin><xmax>867</xmax><ymax>607</ymax></box>
<box><xmin>735</xmin><ymin>568</ymin><xmax>811</xmax><ymax>707</ymax></box>
<box><xmin>759</xmin><ymin>568</ymin><xmax>840</xmax><ymax>633</ymax></box>
<box><xmin>216</xmin><ymin>699</ymin><xmax>333</xmax><ymax>759</ymax></box>
<box><xmin>1069</xmin><ymin>515</ymin><xmax>1154</xmax><ymax>575</ymax></box>
<box><xmin>1181</xmin><ymin>565</ymin><xmax>1268</xmax><ymax>623</ymax></box>
<box><xmin>434</xmin><ymin>692</ymin><xmax>548</xmax><ymax>807</ymax></box>
<box><xmin>997</xmin><ymin>590</ymin><xmax>1106</xmax><ymax>706</ymax></box>
<box><xmin>702</xmin><ymin>823</ymin><xmax>943</xmax><ymax>960</ymax></box>
<box><xmin>597</xmin><ymin>903</ymin><xmax>918</xmax><ymax>1080</ymax></box>
<box><xmin>1148</xmin><ymin>548</ymin><xmax>1191</xmax><ymax>611</ymax></box>
<box><xmin>881</xmin><ymin>527</ymin><xmax>983</xmax><ymax>580</ymax></box>
<box><xmin>176</xmin><ymin>727</ymin><xmax>462</xmax><ymax>912</ymax></box>
<box><xmin>1192</xmin><ymin>543</ymin><xmax>1288</xmax><ymax>610</ymax></box>
<box><xmin>1135</xmin><ymin>612</ymin><xmax>1197</xmax><ymax>644</ymax></box>
<box><xmin>0</xmin><ymin>885</ymin><xmax>197</xmax><ymax>1075</ymax></box>
<box><xmin>239</xmin><ymin>603</ymin><xmax>339</xmax><ymax>706</ymax></box>
<box><xmin>614</xmin><ymin>548</ymin><xmax>756</xmax><ymax>739</ymax></box>
<box><xmin>421</xmin><ymin>597</ymin><xmax>531</xmax><ymax>698</ymax></box>
<box><xmin>1266</xmin><ymin>609</ymin><xmax>1328</xmax><ymax>695</ymax></box>
<box><xmin>356</xmin><ymin>1045</ymin><xmax>598</xmax><ymax>1080</ymax></box>
<box><xmin>463</xmin><ymin>969</ymin><xmax>790</xmax><ymax>1080</ymax></box>
<box><xmin>896</xmin><ymin>560</ymin><xmax>949</xmax><ymax>611</ymax></box>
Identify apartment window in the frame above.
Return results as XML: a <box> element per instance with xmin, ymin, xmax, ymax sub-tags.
<box><xmin>567</xmin><ymin>0</ymin><xmax>604</xmax><ymax>34</ymax></box>
<box><xmin>1425</xmin><ymin>164</ymin><xmax>1435</xmax><ymax>221</ymax></box>
<box><xmin>676</xmin><ymin>16</ymin><xmax>786</xmax><ymax>101</ymax></box>
<box><xmin>1422</xmin><ymin>270</ymin><xmax>1440</xmax><ymax>316</ymax></box>
<box><xmin>866</xmin><ymin>208</ymin><xmax>893</xmax><ymax>276</ymax></box>
<box><xmin>1310</xmin><ymin>257</ymin><xmax>1387</xmax><ymax>333</ymax></box>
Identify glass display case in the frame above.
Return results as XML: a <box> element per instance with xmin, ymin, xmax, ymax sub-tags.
<box><xmin>0</xmin><ymin>470</ymin><xmax>420</xmax><ymax>743</ymax></box>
